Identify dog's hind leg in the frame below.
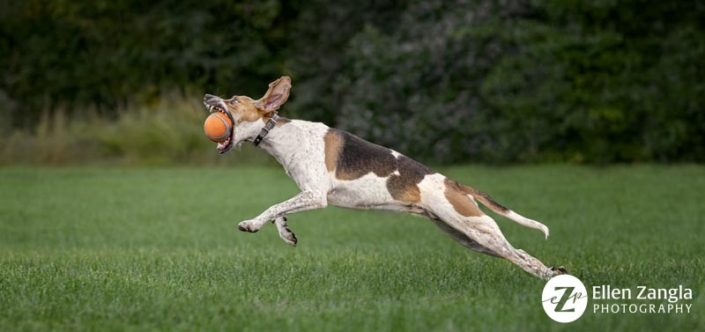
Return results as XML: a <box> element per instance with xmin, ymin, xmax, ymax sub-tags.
<box><xmin>422</xmin><ymin>177</ymin><xmax>564</xmax><ymax>279</ymax></box>
<box><xmin>272</xmin><ymin>216</ymin><xmax>297</xmax><ymax>246</ymax></box>
<box><xmin>470</xmin><ymin>217</ymin><xmax>561</xmax><ymax>279</ymax></box>
<box><xmin>428</xmin><ymin>216</ymin><xmax>503</xmax><ymax>257</ymax></box>
<box><xmin>431</xmin><ymin>212</ymin><xmax>562</xmax><ymax>279</ymax></box>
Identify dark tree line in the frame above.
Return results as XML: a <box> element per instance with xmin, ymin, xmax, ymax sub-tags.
<box><xmin>1</xmin><ymin>0</ymin><xmax>704</xmax><ymax>163</ymax></box>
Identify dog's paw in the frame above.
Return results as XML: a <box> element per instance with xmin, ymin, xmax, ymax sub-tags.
<box><xmin>550</xmin><ymin>266</ymin><xmax>568</xmax><ymax>275</ymax></box>
<box><xmin>280</xmin><ymin>230</ymin><xmax>297</xmax><ymax>247</ymax></box>
<box><xmin>273</xmin><ymin>216</ymin><xmax>297</xmax><ymax>246</ymax></box>
<box><xmin>237</xmin><ymin>220</ymin><xmax>260</xmax><ymax>233</ymax></box>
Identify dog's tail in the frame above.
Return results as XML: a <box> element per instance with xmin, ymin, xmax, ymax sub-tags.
<box><xmin>465</xmin><ymin>185</ymin><xmax>550</xmax><ymax>239</ymax></box>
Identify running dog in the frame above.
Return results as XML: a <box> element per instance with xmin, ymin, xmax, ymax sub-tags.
<box><xmin>203</xmin><ymin>76</ymin><xmax>565</xmax><ymax>279</ymax></box>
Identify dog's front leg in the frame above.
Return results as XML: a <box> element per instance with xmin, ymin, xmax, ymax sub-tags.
<box><xmin>237</xmin><ymin>190</ymin><xmax>327</xmax><ymax>233</ymax></box>
<box><xmin>272</xmin><ymin>216</ymin><xmax>297</xmax><ymax>246</ymax></box>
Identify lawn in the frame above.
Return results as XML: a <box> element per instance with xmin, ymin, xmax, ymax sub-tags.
<box><xmin>0</xmin><ymin>165</ymin><xmax>703</xmax><ymax>331</ymax></box>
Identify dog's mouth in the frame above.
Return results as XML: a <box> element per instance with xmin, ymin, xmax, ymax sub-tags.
<box><xmin>216</xmin><ymin>130</ymin><xmax>233</xmax><ymax>154</ymax></box>
<box><xmin>203</xmin><ymin>95</ymin><xmax>235</xmax><ymax>154</ymax></box>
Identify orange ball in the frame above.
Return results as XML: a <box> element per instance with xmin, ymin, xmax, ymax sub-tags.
<box><xmin>203</xmin><ymin>112</ymin><xmax>233</xmax><ymax>142</ymax></box>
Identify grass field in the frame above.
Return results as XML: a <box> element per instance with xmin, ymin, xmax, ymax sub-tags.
<box><xmin>1</xmin><ymin>165</ymin><xmax>703</xmax><ymax>331</ymax></box>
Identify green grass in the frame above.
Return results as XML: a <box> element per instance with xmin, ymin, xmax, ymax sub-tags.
<box><xmin>1</xmin><ymin>165</ymin><xmax>704</xmax><ymax>331</ymax></box>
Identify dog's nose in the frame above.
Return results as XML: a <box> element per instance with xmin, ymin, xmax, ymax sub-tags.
<box><xmin>204</xmin><ymin>94</ymin><xmax>218</xmax><ymax>103</ymax></box>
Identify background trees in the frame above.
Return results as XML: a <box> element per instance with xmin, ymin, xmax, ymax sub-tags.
<box><xmin>2</xmin><ymin>0</ymin><xmax>703</xmax><ymax>163</ymax></box>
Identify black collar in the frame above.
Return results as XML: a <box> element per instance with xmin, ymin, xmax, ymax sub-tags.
<box><xmin>253</xmin><ymin>113</ymin><xmax>279</xmax><ymax>146</ymax></box>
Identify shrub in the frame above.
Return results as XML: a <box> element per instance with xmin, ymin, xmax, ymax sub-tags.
<box><xmin>333</xmin><ymin>0</ymin><xmax>705</xmax><ymax>163</ymax></box>
<box><xmin>0</xmin><ymin>96</ymin><xmax>269</xmax><ymax>166</ymax></box>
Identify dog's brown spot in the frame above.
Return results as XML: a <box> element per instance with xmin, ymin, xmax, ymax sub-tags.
<box><xmin>387</xmin><ymin>156</ymin><xmax>434</xmax><ymax>203</ymax></box>
<box><xmin>451</xmin><ymin>182</ymin><xmax>509</xmax><ymax>214</ymax></box>
<box><xmin>444</xmin><ymin>179</ymin><xmax>509</xmax><ymax>213</ymax></box>
<box><xmin>329</xmin><ymin>129</ymin><xmax>397</xmax><ymax>180</ymax></box>
<box><xmin>324</xmin><ymin>129</ymin><xmax>436</xmax><ymax>203</ymax></box>
<box><xmin>224</xmin><ymin>96</ymin><xmax>263</xmax><ymax>123</ymax></box>
<box><xmin>469</xmin><ymin>188</ymin><xmax>509</xmax><ymax>213</ymax></box>
<box><xmin>324</xmin><ymin>130</ymin><xmax>343</xmax><ymax>172</ymax></box>
<box><xmin>444</xmin><ymin>178</ymin><xmax>483</xmax><ymax>217</ymax></box>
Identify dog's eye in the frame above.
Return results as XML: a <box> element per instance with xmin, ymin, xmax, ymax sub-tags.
<box><xmin>229</xmin><ymin>99</ymin><xmax>239</xmax><ymax>105</ymax></box>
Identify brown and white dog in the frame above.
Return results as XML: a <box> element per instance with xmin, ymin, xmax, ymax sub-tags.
<box><xmin>203</xmin><ymin>76</ymin><xmax>565</xmax><ymax>279</ymax></box>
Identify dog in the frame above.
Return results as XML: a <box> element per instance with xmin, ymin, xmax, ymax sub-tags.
<box><xmin>203</xmin><ymin>76</ymin><xmax>565</xmax><ymax>279</ymax></box>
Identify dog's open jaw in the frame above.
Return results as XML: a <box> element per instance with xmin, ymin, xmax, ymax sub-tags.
<box><xmin>203</xmin><ymin>97</ymin><xmax>235</xmax><ymax>154</ymax></box>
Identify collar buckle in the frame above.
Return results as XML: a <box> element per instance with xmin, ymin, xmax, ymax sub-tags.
<box><xmin>253</xmin><ymin>113</ymin><xmax>279</xmax><ymax>146</ymax></box>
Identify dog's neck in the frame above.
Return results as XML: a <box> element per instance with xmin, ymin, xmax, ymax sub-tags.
<box><xmin>235</xmin><ymin>117</ymin><xmax>326</xmax><ymax>177</ymax></box>
<box><xmin>252</xmin><ymin>114</ymin><xmax>279</xmax><ymax>146</ymax></box>
<box><xmin>232</xmin><ymin>118</ymin><xmax>264</xmax><ymax>143</ymax></box>
<box><xmin>240</xmin><ymin>118</ymin><xmax>309</xmax><ymax>171</ymax></box>
<box><xmin>235</xmin><ymin>117</ymin><xmax>287</xmax><ymax>157</ymax></box>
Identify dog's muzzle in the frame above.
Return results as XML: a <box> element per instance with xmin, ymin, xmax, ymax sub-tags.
<box><xmin>203</xmin><ymin>94</ymin><xmax>236</xmax><ymax>154</ymax></box>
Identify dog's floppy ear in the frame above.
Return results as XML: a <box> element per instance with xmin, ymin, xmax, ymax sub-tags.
<box><xmin>256</xmin><ymin>76</ymin><xmax>291</xmax><ymax>113</ymax></box>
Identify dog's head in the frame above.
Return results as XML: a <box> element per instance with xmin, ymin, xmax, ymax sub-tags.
<box><xmin>203</xmin><ymin>76</ymin><xmax>291</xmax><ymax>153</ymax></box>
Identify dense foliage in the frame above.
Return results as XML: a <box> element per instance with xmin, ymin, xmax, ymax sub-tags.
<box><xmin>2</xmin><ymin>0</ymin><xmax>703</xmax><ymax>163</ymax></box>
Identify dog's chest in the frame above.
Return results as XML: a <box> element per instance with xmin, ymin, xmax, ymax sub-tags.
<box><xmin>264</xmin><ymin>120</ymin><xmax>330</xmax><ymax>189</ymax></box>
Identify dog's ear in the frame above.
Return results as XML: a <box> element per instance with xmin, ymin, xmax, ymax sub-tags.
<box><xmin>256</xmin><ymin>76</ymin><xmax>291</xmax><ymax>113</ymax></box>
